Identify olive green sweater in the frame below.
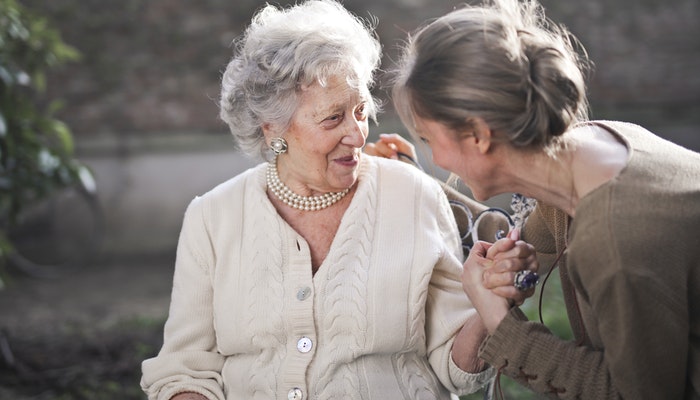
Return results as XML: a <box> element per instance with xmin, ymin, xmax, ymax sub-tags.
<box><xmin>479</xmin><ymin>121</ymin><xmax>700</xmax><ymax>399</ymax></box>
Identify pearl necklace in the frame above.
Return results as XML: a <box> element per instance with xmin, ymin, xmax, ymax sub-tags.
<box><xmin>266</xmin><ymin>158</ymin><xmax>350</xmax><ymax>211</ymax></box>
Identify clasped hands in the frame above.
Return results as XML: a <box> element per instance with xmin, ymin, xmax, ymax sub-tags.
<box><xmin>366</xmin><ymin>133</ymin><xmax>539</xmax><ymax>334</ymax></box>
<box><xmin>465</xmin><ymin>229</ymin><xmax>537</xmax><ymax>333</ymax></box>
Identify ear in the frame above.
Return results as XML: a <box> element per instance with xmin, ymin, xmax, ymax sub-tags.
<box><xmin>471</xmin><ymin>117</ymin><xmax>493</xmax><ymax>155</ymax></box>
<box><xmin>261</xmin><ymin>122</ymin><xmax>274</xmax><ymax>145</ymax></box>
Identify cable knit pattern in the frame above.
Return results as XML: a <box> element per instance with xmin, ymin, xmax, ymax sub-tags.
<box><xmin>394</xmin><ymin>266</ymin><xmax>442</xmax><ymax>399</ymax></box>
<box><xmin>315</xmin><ymin>160</ymin><xmax>373</xmax><ymax>399</ymax></box>
<box><xmin>394</xmin><ymin>352</ymin><xmax>443</xmax><ymax>399</ymax></box>
<box><xmin>142</xmin><ymin>156</ymin><xmax>492</xmax><ymax>400</ymax></box>
<box><xmin>244</xmin><ymin>189</ymin><xmax>286</xmax><ymax>399</ymax></box>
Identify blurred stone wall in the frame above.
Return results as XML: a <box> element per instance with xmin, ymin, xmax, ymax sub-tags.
<box><xmin>17</xmin><ymin>0</ymin><xmax>700</xmax><ymax>257</ymax></box>
<box><xmin>23</xmin><ymin>0</ymin><xmax>700</xmax><ymax>142</ymax></box>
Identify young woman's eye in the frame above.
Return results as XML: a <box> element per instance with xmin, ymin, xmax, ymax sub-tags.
<box><xmin>419</xmin><ymin>137</ymin><xmax>429</xmax><ymax>144</ymax></box>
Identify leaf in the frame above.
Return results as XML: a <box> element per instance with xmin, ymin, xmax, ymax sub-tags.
<box><xmin>51</xmin><ymin>120</ymin><xmax>74</xmax><ymax>155</ymax></box>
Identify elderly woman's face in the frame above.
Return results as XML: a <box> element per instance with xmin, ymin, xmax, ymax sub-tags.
<box><xmin>277</xmin><ymin>75</ymin><xmax>369</xmax><ymax>195</ymax></box>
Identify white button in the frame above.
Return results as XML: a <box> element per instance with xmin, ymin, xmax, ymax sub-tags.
<box><xmin>288</xmin><ymin>387</ymin><xmax>303</xmax><ymax>400</ymax></box>
<box><xmin>297</xmin><ymin>337</ymin><xmax>313</xmax><ymax>353</ymax></box>
<box><xmin>296</xmin><ymin>287</ymin><xmax>311</xmax><ymax>301</ymax></box>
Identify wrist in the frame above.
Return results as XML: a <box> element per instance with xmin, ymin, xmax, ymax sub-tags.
<box><xmin>482</xmin><ymin>305</ymin><xmax>509</xmax><ymax>334</ymax></box>
<box><xmin>170</xmin><ymin>392</ymin><xmax>208</xmax><ymax>400</ymax></box>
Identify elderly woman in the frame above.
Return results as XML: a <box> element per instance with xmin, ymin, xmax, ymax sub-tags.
<box><xmin>384</xmin><ymin>0</ymin><xmax>700</xmax><ymax>398</ymax></box>
<box><xmin>140</xmin><ymin>1</ymin><xmax>537</xmax><ymax>400</ymax></box>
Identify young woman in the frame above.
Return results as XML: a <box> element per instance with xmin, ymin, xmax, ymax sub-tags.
<box><xmin>383</xmin><ymin>0</ymin><xmax>700</xmax><ymax>398</ymax></box>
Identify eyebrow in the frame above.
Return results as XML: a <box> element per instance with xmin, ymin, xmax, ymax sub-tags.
<box><xmin>317</xmin><ymin>102</ymin><xmax>343</xmax><ymax>116</ymax></box>
<box><xmin>313</xmin><ymin>96</ymin><xmax>369</xmax><ymax>120</ymax></box>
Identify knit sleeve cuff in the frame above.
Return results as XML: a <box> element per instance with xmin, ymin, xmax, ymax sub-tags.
<box><xmin>478</xmin><ymin>307</ymin><xmax>529</xmax><ymax>366</ymax></box>
<box><xmin>447</xmin><ymin>352</ymin><xmax>496</xmax><ymax>395</ymax></box>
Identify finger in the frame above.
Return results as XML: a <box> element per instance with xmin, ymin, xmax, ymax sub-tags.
<box><xmin>364</xmin><ymin>142</ymin><xmax>378</xmax><ymax>156</ymax></box>
<box><xmin>365</xmin><ymin>140</ymin><xmax>397</xmax><ymax>159</ymax></box>
<box><xmin>492</xmin><ymin>240</ymin><xmax>536</xmax><ymax>263</ymax></box>
<box><xmin>469</xmin><ymin>240</ymin><xmax>493</xmax><ymax>259</ymax></box>
<box><xmin>491</xmin><ymin>286</ymin><xmax>536</xmax><ymax>305</ymax></box>
<box><xmin>379</xmin><ymin>133</ymin><xmax>416</xmax><ymax>157</ymax></box>
<box><xmin>482</xmin><ymin>268</ymin><xmax>515</xmax><ymax>290</ymax></box>
<box><xmin>508</xmin><ymin>228</ymin><xmax>520</xmax><ymax>241</ymax></box>
<box><xmin>485</xmin><ymin>236</ymin><xmax>516</xmax><ymax>260</ymax></box>
<box><xmin>525</xmin><ymin>252</ymin><xmax>539</xmax><ymax>272</ymax></box>
<box><xmin>490</xmin><ymin>255</ymin><xmax>540</xmax><ymax>278</ymax></box>
<box><xmin>483</xmin><ymin>266</ymin><xmax>534</xmax><ymax>289</ymax></box>
<box><xmin>375</xmin><ymin>140</ymin><xmax>399</xmax><ymax>159</ymax></box>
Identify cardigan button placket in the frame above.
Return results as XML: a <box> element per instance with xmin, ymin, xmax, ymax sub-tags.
<box><xmin>281</xmin><ymin>233</ymin><xmax>317</xmax><ymax>397</ymax></box>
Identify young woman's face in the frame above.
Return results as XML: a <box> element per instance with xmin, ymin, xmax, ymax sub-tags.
<box><xmin>274</xmin><ymin>75</ymin><xmax>369</xmax><ymax>195</ymax></box>
<box><xmin>413</xmin><ymin>116</ymin><xmax>495</xmax><ymax>201</ymax></box>
<box><xmin>414</xmin><ymin>117</ymin><xmax>467</xmax><ymax>175</ymax></box>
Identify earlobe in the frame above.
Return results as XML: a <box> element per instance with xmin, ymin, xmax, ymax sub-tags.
<box><xmin>471</xmin><ymin>117</ymin><xmax>493</xmax><ymax>154</ymax></box>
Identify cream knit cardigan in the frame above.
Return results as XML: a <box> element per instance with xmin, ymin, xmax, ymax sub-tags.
<box><xmin>141</xmin><ymin>156</ymin><xmax>493</xmax><ymax>400</ymax></box>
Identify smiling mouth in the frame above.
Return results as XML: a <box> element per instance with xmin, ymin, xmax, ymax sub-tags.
<box><xmin>335</xmin><ymin>155</ymin><xmax>357</xmax><ymax>163</ymax></box>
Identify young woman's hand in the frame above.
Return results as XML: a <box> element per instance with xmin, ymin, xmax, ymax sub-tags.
<box><xmin>364</xmin><ymin>133</ymin><xmax>417</xmax><ymax>162</ymax></box>
<box><xmin>484</xmin><ymin>229</ymin><xmax>539</xmax><ymax>305</ymax></box>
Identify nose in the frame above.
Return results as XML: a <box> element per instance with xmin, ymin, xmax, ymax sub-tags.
<box><xmin>341</xmin><ymin>118</ymin><xmax>367</xmax><ymax>148</ymax></box>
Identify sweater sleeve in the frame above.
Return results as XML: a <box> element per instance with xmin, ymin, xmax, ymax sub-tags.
<box><xmin>479</xmin><ymin>307</ymin><xmax>616</xmax><ymax>400</ymax></box>
<box><xmin>479</xmin><ymin>202</ymin><xmax>621</xmax><ymax>399</ymax></box>
<box><xmin>425</xmin><ymin>186</ymin><xmax>495</xmax><ymax>395</ymax></box>
<box><xmin>141</xmin><ymin>196</ymin><xmax>226</xmax><ymax>400</ymax></box>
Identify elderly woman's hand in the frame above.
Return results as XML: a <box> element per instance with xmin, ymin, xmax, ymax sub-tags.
<box><xmin>170</xmin><ymin>392</ymin><xmax>209</xmax><ymax>400</ymax></box>
<box><xmin>365</xmin><ymin>133</ymin><xmax>417</xmax><ymax>163</ymax></box>
<box><xmin>462</xmin><ymin>230</ymin><xmax>538</xmax><ymax>333</ymax></box>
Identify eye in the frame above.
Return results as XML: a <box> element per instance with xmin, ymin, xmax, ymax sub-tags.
<box><xmin>321</xmin><ymin>113</ymin><xmax>343</xmax><ymax>129</ymax></box>
<box><xmin>419</xmin><ymin>137</ymin><xmax>429</xmax><ymax>144</ymax></box>
<box><xmin>355</xmin><ymin>103</ymin><xmax>368</xmax><ymax>121</ymax></box>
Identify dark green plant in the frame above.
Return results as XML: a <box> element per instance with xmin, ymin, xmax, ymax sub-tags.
<box><xmin>0</xmin><ymin>0</ymin><xmax>84</xmax><ymax>281</ymax></box>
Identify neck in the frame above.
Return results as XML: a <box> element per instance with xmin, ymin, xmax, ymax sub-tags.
<box><xmin>503</xmin><ymin>145</ymin><xmax>579</xmax><ymax>217</ymax></box>
<box><xmin>266</xmin><ymin>157</ymin><xmax>350</xmax><ymax>211</ymax></box>
<box><xmin>496</xmin><ymin>126</ymin><xmax>628</xmax><ymax>218</ymax></box>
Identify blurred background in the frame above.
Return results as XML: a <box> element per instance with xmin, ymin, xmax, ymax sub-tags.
<box><xmin>15</xmin><ymin>0</ymin><xmax>700</xmax><ymax>258</ymax></box>
<box><xmin>0</xmin><ymin>0</ymin><xmax>698</xmax><ymax>398</ymax></box>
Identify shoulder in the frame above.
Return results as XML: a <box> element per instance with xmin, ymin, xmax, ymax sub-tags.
<box><xmin>588</xmin><ymin>120</ymin><xmax>700</xmax><ymax>158</ymax></box>
<box><xmin>199</xmin><ymin>163</ymin><xmax>266</xmax><ymax>202</ymax></box>
<box><xmin>369</xmin><ymin>155</ymin><xmax>443</xmax><ymax>193</ymax></box>
<box><xmin>183</xmin><ymin>163</ymin><xmax>266</xmax><ymax>220</ymax></box>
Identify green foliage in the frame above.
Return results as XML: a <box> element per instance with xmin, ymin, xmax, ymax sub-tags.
<box><xmin>0</xmin><ymin>0</ymin><xmax>84</xmax><ymax>276</ymax></box>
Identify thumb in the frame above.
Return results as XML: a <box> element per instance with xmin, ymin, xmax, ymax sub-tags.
<box><xmin>508</xmin><ymin>228</ymin><xmax>520</xmax><ymax>241</ymax></box>
<box><xmin>468</xmin><ymin>240</ymin><xmax>493</xmax><ymax>262</ymax></box>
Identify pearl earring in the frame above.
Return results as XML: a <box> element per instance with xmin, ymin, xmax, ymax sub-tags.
<box><xmin>270</xmin><ymin>137</ymin><xmax>288</xmax><ymax>155</ymax></box>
